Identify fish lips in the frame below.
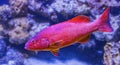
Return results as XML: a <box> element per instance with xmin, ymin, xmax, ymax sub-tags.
<box><xmin>24</xmin><ymin>42</ymin><xmax>32</xmax><ymax>51</ymax></box>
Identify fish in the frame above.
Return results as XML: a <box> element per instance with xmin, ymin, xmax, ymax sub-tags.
<box><xmin>25</xmin><ymin>8</ymin><xmax>113</xmax><ymax>56</ymax></box>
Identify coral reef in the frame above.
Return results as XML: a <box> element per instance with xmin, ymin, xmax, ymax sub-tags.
<box><xmin>7</xmin><ymin>17</ymin><xmax>49</xmax><ymax>44</ymax></box>
<box><xmin>28</xmin><ymin>0</ymin><xmax>58</xmax><ymax>22</ymax></box>
<box><xmin>50</xmin><ymin>0</ymin><xmax>91</xmax><ymax>20</ymax></box>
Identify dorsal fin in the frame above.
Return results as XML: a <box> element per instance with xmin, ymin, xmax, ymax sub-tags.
<box><xmin>69</xmin><ymin>15</ymin><xmax>90</xmax><ymax>23</ymax></box>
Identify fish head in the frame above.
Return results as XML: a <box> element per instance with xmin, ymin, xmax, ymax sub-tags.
<box><xmin>25</xmin><ymin>37</ymin><xmax>49</xmax><ymax>51</ymax></box>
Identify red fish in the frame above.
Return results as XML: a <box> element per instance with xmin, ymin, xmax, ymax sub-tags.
<box><xmin>25</xmin><ymin>8</ymin><xmax>112</xmax><ymax>56</ymax></box>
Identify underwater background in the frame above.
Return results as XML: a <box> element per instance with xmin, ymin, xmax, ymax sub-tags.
<box><xmin>0</xmin><ymin>0</ymin><xmax>120</xmax><ymax>65</ymax></box>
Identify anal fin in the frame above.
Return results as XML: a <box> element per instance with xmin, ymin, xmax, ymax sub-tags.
<box><xmin>50</xmin><ymin>49</ymin><xmax>59</xmax><ymax>56</ymax></box>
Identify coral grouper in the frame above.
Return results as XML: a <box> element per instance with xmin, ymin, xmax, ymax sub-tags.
<box><xmin>25</xmin><ymin>8</ymin><xmax>113</xmax><ymax>56</ymax></box>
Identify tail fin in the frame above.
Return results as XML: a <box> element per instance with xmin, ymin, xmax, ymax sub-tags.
<box><xmin>96</xmin><ymin>7</ymin><xmax>113</xmax><ymax>32</ymax></box>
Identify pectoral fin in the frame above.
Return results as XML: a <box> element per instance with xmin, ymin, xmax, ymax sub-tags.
<box><xmin>50</xmin><ymin>49</ymin><xmax>59</xmax><ymax>56</ymax></box>
<box><xmin>50</xmin><ymin>40</ymin><xmax>63</xmax><ymax>48</ymax></box>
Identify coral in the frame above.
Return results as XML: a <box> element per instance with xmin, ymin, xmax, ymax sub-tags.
<box><xmin>27</xmin><ymin>0</ymin><xmax>120</xmax><ymax>24</ymax></box>
<box><xmin>28</xmin><ymin>0</ymin><xmax>42</xmax><ymax>12</ymax></box>
<box><xmin>7</xmin><ymin>17</ymin><xmax>50</xmax><ymax>44</ymax></box>
<box><xmin>110</xmin><ymin>15</ymin><xmax>120</xmax><ymax>30</ymax></box>
<box><xmin>8</xmin><ymin>26</ymin><xmax>29</xmax><ymax>44</ymax></box>
<box><xmin>0</xmin><ymin>5</ymin><xmax>12</xmax><ymax>21</ymax></box>
<box><xmin>9</xmin><ymin>0</ymin><xmax>28</xmax><ymax>17</ymax></box>
<box><xmin>104</xmin><ymin>22</ymin><xmax>120</xmax><ymax>65</ymax></box>
<box><xmin>86</xmin><ymin>0</ymin><xmax>120</xmax><ymax>7</ymax></box>
<box><xmin>29</xmin><ymin>22</ymin><xmax>50</xmax><ymax>37</ymax></box>
<box><xmin>8</xmin><ymin>17</ymin><xmax>31</xmax><ymax>31</ymax></box>
<box><xmin>40</xmin><ymin>6</ymin><xmax>58</xmax><ymax>22</ymax></box>
<box><xmin>27</xmin><ymin>0</ymin><xmax>120</xmax><ymax>23</ymax></box>
<box><xmin>102</xmin><ymin>0</ymin><xmax>120</xmax><ymax>6</ymax></box>
<box><xmin>93</xmin><ymin>31</ymin><xmax>114</xmax><ymax>42</ymax></box>
<box><xmin>7</xmin><ymin>17</ymin><xmax>31</xmax><ymax>44</ymax></box>
<box><xmin>28</xmin><ymin>0</ymin><xmax>91</xmax><ymax>22</ymax></box>
<box><xmin>51</xmin><ymin>0</ymin><xmax>90</xmax><ymax>14</ymax></box>
<box><xmin>28</xmin><ymin>0</ymin><xmax>58</xmax><ymax>22</ymax></box>
<box><xmin>104</xmin><ymin>41</ymin><xmax>120</xmax><ymax>65</ymax></box>
<box><xmin>50</xmin><ymin>0</ymin><xmax>91</xmax><ymax>20</ymax></box>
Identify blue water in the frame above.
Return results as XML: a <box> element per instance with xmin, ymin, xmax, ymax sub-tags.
<box><xmin>0</xmin><ymin>0</ymin><xmax>8</xmax><ymax>5</ymax></box>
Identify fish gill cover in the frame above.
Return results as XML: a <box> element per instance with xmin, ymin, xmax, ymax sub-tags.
<box><xmin>0</xmin><ymin>0</ymin><xmax>120</xmax><ymax>65</ymax></box>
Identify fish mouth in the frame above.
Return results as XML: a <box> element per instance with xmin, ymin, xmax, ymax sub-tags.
<box><xmin>24</xmin><ymin>42</ymin><xmax>32</xmax><ymax>51</ymax></box>
<box><xmin>24</xmin><ymin>46</ymin><xmax>28</xmax><ymax>50</ymax></box>
<box><xmin>24</xmin><ymin>46</ymin><xmax>35</xmax><ymax>51</ymax></box>
<box><xmin>24</xmin><ymin>45</ymin><xmax>31</xmax><ymax>51</ymax></box>
<box><xmin>24</xmin><ymin>43</ymin><xmax>41</xmax><ymax>51</ymax></box>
